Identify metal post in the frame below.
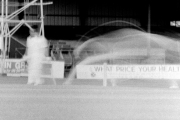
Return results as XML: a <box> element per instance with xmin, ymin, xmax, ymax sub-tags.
<box><xmin>7</xmin><ymin>26</ymin><xmax>10</xmax><ymax>57</ymax></box>
<box><xmin>103</xmin><ymin>62</ymin><xmax>107</xmax><ymax>87</ymax></box>
<box><xmin>178</xmin><ymin>41</ymin><xmax>180</xmax><ymax>63</ymax></box>
<box><xmin>5</xmin><ymin>0</ymin><xmax>9</xmax><ymax>57</ymax></box>
<box><xmin>1</xmin><ymin>0</ymin><xmax>4</xmax><ymax>37</ymax></box>
<box><xmin>1</xmin><ymin>0</ymin><xmax>5</xmax><ymax>74</ymax></box>
<box><xmin>4</xmin><ymin>0</ymin><xmax>9</xmax><ymax>58</ymax></box>
<box><xmin>147</xmin><ymin>4</ymin><xmax>151</xmax><ymax>57</ymax></box>
<box><xmin>40</xmin><ymin>0</ymin><xmax>45</xmax><ymax>36</ymax></box>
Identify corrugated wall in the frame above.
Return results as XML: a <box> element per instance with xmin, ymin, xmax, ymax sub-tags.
<box><xmin>27</xmin><ymin>0</ymin><xmax>141</xmax><ymax>27</ymax></box>
<box><xmin>0</xmin><ymin>0</ymin><xmax>174</xmax><ymax>28</ymax></box>
<box><xmin>43</xmin><ymin>0</ymin><xmax>79</xmax><ymax>26</ymax></box>
<box><xmin>1</xmin><ymin>0</ymin><xmax>142</xmax><ymax>27</ymax></box>
<box><xmin>86</xmin><ymin>3</ymin><xmax>141</xmax><ymax>27</ymax></box>
<box><xmin>0</xmin><ymin>0</ymin><xmax>140</xmax><ymax>26</ymax></box>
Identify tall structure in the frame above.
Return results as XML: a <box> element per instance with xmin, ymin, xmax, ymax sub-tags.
<box><xmin>0</xmin><ymin>0</ymin><xmax>52</xmax><ymax>72</ymax></box>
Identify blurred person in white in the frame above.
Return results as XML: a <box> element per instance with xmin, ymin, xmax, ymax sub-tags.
<box><xmin>22</xmin><ymin>29</ymin><xmax>48</xmax><ymax>85</ymax></box>
<box><xmin>0</xmin><ymin>35</ymin><xmax>3</xmax><ymax>56</ymax></box>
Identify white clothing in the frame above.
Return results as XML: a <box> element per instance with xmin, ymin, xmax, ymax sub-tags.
<box><xmin>26</xmin><ymin>36</ymin><xmax>48</xmax><ymax>85</ymax></box>
<box><xmin>27</xmin><ymin>36</ymin><xmax>47</xmax><ymax>56</ymax></box>
<box><xmin>0</xmin><ymin>36</ymin><xmax>3</xmax><ymax>50</ymax></box>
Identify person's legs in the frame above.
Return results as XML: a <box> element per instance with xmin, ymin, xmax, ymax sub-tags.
<box><xmin>27</xmin><ymin>52</ymin><xmax>46</xmax><ymax>85</ymax></box>
<box><xmin>27</xmin><ymin>69</ymin><xmax>36</xmax><ymax>84</ymax></box>
<box><xmin>28</xmin><ymin>68</ymin><xmax>44</xmax><ymax>85</ymax></box>
<box><xmin>27</xmin><ymin>59</ymin><xmax>42</xmax><ymax>85</ymax></box>
<box><xmin>33</xmin><ymin>61</ymin><xmax>44</xmax><ymax>85</ymax></box>
<box><xmin>34</xmin><ymin>70</ymin><xmax>43</xmax><ymax>85</ymax></box>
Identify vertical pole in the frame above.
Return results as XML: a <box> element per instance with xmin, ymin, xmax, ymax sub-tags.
<box><xmin>178</xmin><ymin>41</ymin><xmax>180</xmax><ymax>63</ymax></box>
<box><xmin>5</xmin><ymin>0</ymin><xmax>8</xmax><ymax>58</ymax></box>
<box><xmin>5</xmin><ymin>0</ymin><xmax>10</xmax><ymax>58</ymax></box>
<box><xmin>8</xmin><ymin>26</ymin><xmax>10</xmax><ymax>57</ymax></box>
<box><xmin>24</xmin><ymin>0</ymin><xmax>26</xmax><ymax>20</ymax></box>
<box><xmin>147</xmin><ymin>4</ymin><xmax>151</xmax><ymax>34</ymax></box>
<box><xmin>147</xmin><ymin>4</ymin><xmax>151</xmax><ymax>57</ymax></box>
<box><xmin>40</xmin><ymin>0</ymin><xmax>45</xmax><ymax>36</ymax></box>
<box><xmin>103</xmin><ymin>62</ymin><xmax>107</xmax><ymax>87</ymax></box>
<box><xmin>1</xmin><ymin>0</ymin><xmax>4</xmax><ymax>43</ymax></box>
<box><xmin>4</xmin><ymin>24</ymin><xmax>7</xmax><ymax>59</ymax></box>
<box><xmin>1</xmin><ymin>0</ymin><xmax>5</xmax><ymax>74</ymax></box>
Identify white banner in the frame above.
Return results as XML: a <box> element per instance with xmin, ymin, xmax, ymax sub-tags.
<box><xmin>76</xmin><ymin>65</ymin><xmax>180</xmax><ymax>79</ymax></box>
<box><xmin>2</xmin><ymin>59</ymin><xmax>65</xmax><ymax>78</ymax></box>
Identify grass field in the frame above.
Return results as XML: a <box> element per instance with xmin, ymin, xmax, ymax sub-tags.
<box><xmin>0</xmin><ymin>76</ymin><xmax>180</xmax><ymax>120</ymax></box>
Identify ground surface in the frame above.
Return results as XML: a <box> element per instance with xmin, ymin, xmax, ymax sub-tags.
<box><xmin>0</xmin><ymin>76</ymin><xmax>180</xmax><ymax>120</ymax></box>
